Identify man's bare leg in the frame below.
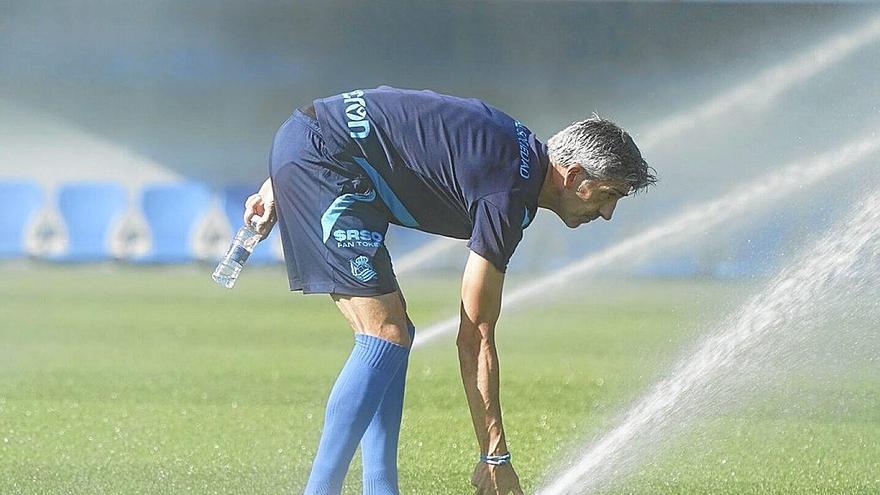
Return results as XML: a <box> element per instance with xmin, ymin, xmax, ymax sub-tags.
<box><xmin>303</xmin><ymin>291</ymin><xmax>411</xmax><ymax>495</ymax></box>
<box><xmin>345</xmin><ymin>289</ymin><xmax>415</xmax><ymax>494</ymax></box>
<box><xmin>332</xmin><ymin>291</ymin><xmax>412</xmax><ymax>349</ymax></box>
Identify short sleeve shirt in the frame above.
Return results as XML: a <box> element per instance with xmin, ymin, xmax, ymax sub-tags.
<box><xmin>313</xmin><ymin>85</ymin><xmax>549</xmax><ymax>271</ymax></box>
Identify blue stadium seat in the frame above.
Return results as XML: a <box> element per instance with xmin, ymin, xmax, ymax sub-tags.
<box><xmin>53</xmin><ymin>182</ymin><xmax>128</xmax><ymax>262</ymax></box>
<box><xmin>0</xmin><ymin>180</ymin><xmax>43</xmax><ymax>259</ymax></box>
<box><xmin>221</xmin><ymin>184</ymin><xmax>280</xmax><ymax>264</ymax></box>
<box><xmin>136</xmin><ymin>182</ymin><xmax>212</xmax><ymax>263</ymax></box>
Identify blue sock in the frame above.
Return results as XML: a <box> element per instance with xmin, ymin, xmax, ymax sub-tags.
<box><xmin>304</xmin><ymin>333</ymin><xmax>409</xmax><ymax>495</ymax></box>
<box><xmin>360</xmin><ymin>321</ymin><xmax>415</xmax><ymax>495</ymax></box>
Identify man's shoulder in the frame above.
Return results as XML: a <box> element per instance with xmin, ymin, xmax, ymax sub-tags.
<box><xmin>371</xmin><ymin>84</ymin><xmax>486</xmax><ymax>103</ymax></box>
<box><xmin>371</xmin><ymin>85</ymin><xmax>516</xmax><ymax>122</ymax></box>
<box><xmin>315</xmin><ymin>85</ymin><xmax>517</xmax><ymax>128</ymax></box>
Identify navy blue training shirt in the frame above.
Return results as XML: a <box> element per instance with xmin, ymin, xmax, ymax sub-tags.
<box><xmin>313</xmin><ymin>85</ymin><xmax>550</xmax><ymax>272</ymax></box>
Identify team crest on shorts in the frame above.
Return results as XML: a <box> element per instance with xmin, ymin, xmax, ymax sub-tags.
<box><xmin>350</xmin><ymin>255</ymin><xmax>377</xmax><ymax>282</ymax></box>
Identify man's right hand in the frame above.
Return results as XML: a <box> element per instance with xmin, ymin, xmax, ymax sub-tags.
<box><xmin>243</xmin><ymin>177</ymin><xmax>276</xmax><ymax>237</ymax></box>
<box><xmin>470</xmin><ymin>462</ymin><xmax>525</xmax><ymax>495</ymax></box>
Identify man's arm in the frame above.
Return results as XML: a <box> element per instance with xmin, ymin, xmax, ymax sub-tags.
<box><xmin>457</xmin><ymin>250</ymin><xmax>523</xmax><ymax>494</ymax></box>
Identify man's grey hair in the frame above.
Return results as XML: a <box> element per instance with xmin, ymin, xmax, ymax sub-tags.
<box><xmin>547</xmin><ymin>116</ymin><xmax>657</xmax><ymax>193</ymax></box>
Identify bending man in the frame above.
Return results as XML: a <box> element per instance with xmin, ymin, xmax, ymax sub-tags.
<box><xmin>244</xmin><ymin>86</ymin><xmax>656</xmax><ymax>495</ymax></box>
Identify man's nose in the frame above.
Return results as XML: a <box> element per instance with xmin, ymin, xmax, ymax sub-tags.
<box><xmin>599</xmin><ymin>200</ymin><xmax>617</xmax><ymax>221</ymax></box>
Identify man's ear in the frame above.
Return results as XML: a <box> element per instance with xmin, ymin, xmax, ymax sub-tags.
<box><xmin>562</xmin><ymin>165</ymin><xmax>584</xmax><ymax>190</ymax></box>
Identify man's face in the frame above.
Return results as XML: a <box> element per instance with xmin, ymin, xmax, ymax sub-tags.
<box><xmin>559</xmin><ymin>167</ymin><xmax>631</xmax><ymax>228</ymax></box>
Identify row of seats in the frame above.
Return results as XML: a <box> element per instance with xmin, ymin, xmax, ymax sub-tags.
<box><xmin>0</xmin><ymin>180</ymin><xmax>279</xmax><ymax>263</ymax></box>
<box><xmin>1</xmin><ymin>179</ymin><xmax>813</xmax><ymax>277</ymax></box>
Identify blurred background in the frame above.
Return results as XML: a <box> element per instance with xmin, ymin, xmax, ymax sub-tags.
<box><xmin>3</xmin><ymin>0</ymin><xmax>878</xmax><ymax>274</ymax></box>
<box><xmin>3</xmin><ymin>2</ymin><xmax>880</xmax><ymax>494</ymax></box>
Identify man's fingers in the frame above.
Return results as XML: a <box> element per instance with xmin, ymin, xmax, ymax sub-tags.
<box><xmin>255</xmin><ymin>211</ymin><xmax>269</xmax><ymax>225</ymax></box>
<box><xmin>251</xmin><ymin>200</ymin><xmax>277</xmax><ymax>235</ymax></box>
<box><xmin>258</xmin><ymin>203</ymin><xmax>275</xmax><ymax>223</ymax></box>
<box><xmin>471</xmin><ymin>469</ymin><xmax>481</xmax><ymax>487</ymax></box>
<box><xmin>243</xmin><ymin>194</ymin><xmax>262</xmax><ymax>226</ymax></box>
<box><xmin>474</xmin><ymin>481</ymin><xmax>500</xmax><ymax>495</ymax></box>
<box><xmin>471</xmin><ymin>471</ymin><xmax>480</xmax><ymax>487</ymax></box>
<box><xmin>244</xmin><ymin>194</ymin><xmax>260</xmax><ymax>209</ymax></box>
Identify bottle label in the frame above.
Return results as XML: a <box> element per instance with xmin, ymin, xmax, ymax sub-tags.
<box><xmin>230</xmin><ymin>245</ymin><xmax>251</xmax><ymax>264</ymax></box>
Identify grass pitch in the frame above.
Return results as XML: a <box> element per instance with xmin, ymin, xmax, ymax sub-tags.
<box><xmin>0</xmin><ymin>265</ymin><xmax>877</xmax><ymax>494</ymax></box>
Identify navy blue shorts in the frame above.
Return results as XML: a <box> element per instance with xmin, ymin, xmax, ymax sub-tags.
<box><xmin>268</xmin><ymin>109</ymin><xmax>399</xmax><ymax>296</ymax></box>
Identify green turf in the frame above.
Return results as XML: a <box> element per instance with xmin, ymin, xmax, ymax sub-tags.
<box><xmin>0</xmin><ymin>265</ymin><xmax>877</xmax><ymax>494</ymax></box>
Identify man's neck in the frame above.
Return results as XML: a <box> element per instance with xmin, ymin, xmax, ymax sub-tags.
<box><xmin>537</xmin><ymin>161</ymin><xmax>560</xmax><ymax>215</ymax></box>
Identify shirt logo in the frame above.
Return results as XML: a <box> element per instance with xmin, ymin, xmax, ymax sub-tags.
<box><xmin>332</xmin><ymin>229</ymin><xmax>384</xmax><ymax>248</ymax></box>
<box><xmin>350</xmin><ymin>255</ymin><xmax>378</xmax><ymax>282</ymax></box>
<box><xmin>342</xmin><ymin>89</ymin><xmax>371</xmax><ymax>139</ymax></box>
<box><xmin>514</xmin><ymin>121</ymin><xmax>531</xmax><ymax>179</ymax></box>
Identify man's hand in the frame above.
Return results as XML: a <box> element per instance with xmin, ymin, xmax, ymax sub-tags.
<box><xmin>243</xmin><ymin>177</ymin><xmax>276</xmax><ymax>237</ymax></box>
<box><xmin>471</xmin><ymin>462</ymin><xmax>525</xmax><ymax>495</ymax></box>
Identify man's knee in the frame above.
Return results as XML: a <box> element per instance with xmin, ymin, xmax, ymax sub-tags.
<box><xmin>333</xmin><ymin>291</ymin><xmax>413</xmax><ymax>348</ymax></box>
<box><xmin>369</xmin><ymin>321</ymin><xmax>412</xmax><ymax>349</ymax></box>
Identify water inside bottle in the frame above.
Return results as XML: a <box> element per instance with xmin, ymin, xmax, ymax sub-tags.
<box><xmin>212</xmin><ymin>258</ymin><xmax>243</xmax><ymax>288</ymax></box>
<box><xmin>212</xmin><ymin>223</ymin><xmax>262</xmax><ymax>289</ymax></box>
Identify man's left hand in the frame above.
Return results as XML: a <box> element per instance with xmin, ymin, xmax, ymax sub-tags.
<box><xmin>243</xmin><ymin>178</ymin><xmax>276</xmax><ymax>237</ymax></box>
<box><xmin>470</xmin><ymin>462</ymin><xmax>525</xmax><ymax>495</ymax></box>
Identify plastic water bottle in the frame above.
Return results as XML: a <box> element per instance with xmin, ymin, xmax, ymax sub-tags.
<box><xmin>212</xmin><ymin>223</ymin><xmax>263</xmax><ymax>288</ymax></box>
